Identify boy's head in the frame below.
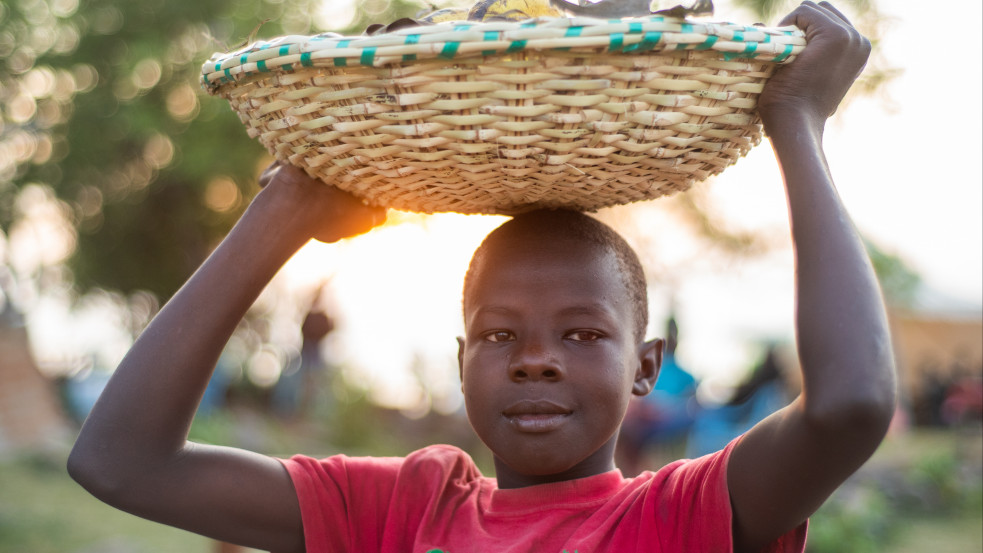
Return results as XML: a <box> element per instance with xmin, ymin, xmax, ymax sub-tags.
<box><xmin>463</xmin><ymin>209</ymin><xmax>649</xmax><ymax>342</ymax></box>
<box><xmin>458</xmin><ymin>210</ymin><xmax>662</xmax><ymax>487</ymax></box>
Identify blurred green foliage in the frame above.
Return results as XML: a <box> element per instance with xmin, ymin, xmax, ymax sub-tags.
<box><xmin>1</xmin><ymin>0</ymin><xmax>425</xmax><ymax>299</ymax></box>
<box><xmin>865</xmin><ymin>238</ymin><xmax>922</xmax><ymax>307</ymax></box>
<box><xmin>807</xmin><ymin>430</ymin><xmax>983</xmax><ymax>553</ymax></box>
<box><xmin>808</xmin><ymin>486</ymin><xmax>893</xmax><ymax>553</ymax></box>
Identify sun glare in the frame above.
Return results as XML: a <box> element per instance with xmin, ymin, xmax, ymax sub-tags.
<box><xmin>279</xmin><ymin>212</ymin><xmax>506</xmax><ymax>410</ymax></box>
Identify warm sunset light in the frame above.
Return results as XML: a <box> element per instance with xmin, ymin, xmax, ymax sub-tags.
<box><xmin>278</xmin><ymin>212</ymin><xmax>508</xmax><ymax>411</ymax></box>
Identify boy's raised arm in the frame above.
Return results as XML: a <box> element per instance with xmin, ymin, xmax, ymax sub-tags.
<box><xmin>725</xmin><ymin>3</ymin><xmax>897</xmax><ymax>552</ymax></box>
<box><xmin>67</xmin><ymin>163</ymin><xmax>385</xmax><ymax>553</ymax></box>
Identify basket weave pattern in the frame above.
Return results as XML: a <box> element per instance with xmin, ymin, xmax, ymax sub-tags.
<box><xmin>203</xmin><ymin>17</ymin><xmax>805</xmax><ymax>214</ymax></box>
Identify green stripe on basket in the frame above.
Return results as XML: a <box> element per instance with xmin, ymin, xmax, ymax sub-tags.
<box><xmin>625</xmin><ymin>30</ymin><xmax>661</xmax><ymax>52</ymax></box>
<box><xmin>733</xmin><ymin>30</ymin><xmax>745</xmax><ymax>42</ymax></box>
<box><xmin>334</xmin><ymin>40</ymin><xmax>350</xmax><ymax>67</ymax></box>
<box><xmin>628</xmin><ymin>22</ymin><xmax>643</xmax><ymax>34</ymax></box>
<box><xmin>695</xmin><ymin>35</ymin><xmax>718</xmax><ymax>50</ymax></box>
<box><xmin>440</xmin><ymin>41</ymin><xmax>460</xmax><ymax>59</ymax></box>
<box><xmin>482</xmin><ymin>31</ymin><xmax>498</xmax><ymax>56</ymax></box>
<box><xmin>773</xmin><ymin>42</ymin><xmax>794</xmax><ymax>62</ymax></box>
<box><xmin>257</xmin><ymin>59</ymin><xmax>268</xmax><ymax>72</ymax></box>
<box><xmin>403</xmin><ymin>34</ymin><xmax>420</xmax><ymax>61</ymax></box>
<box><xmin>300</xmin><ymin>52</ymin><xmax>313</xmax><ymax>67</ymax></box>
<box><xmin>609</xmin><ymin>33</ymin><xmax>624</xmax><ymax>51</ymax></box>
<box><xmin>548</xmin><ymin>26</ymin><xmax>580</xmax><ymax>52</ymax></box>
<box><xmin>360</xmin><ymin>46</ymin><xmax>376</xmax><ymax>66</ymax></box>
<box><xmin>675</xmin><ymin>23</ymin><xmax>695</xmax><ymax>50</ymax></box>
<box><xmin>723</xmin><ymin>41</ymin><xmax>759</xmax><ymax>61</ymax></box>
<box><xmin>506</xmin><ymin>40</ymin><xmax>526</xmax><ymax>53</ymax></box>
<box><xmin>278</xmin><ymin>45</ymin><xmax>291</xmax><ymax>69</ymax></box>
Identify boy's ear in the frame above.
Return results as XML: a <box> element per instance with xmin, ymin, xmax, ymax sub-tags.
<box><xmin>456</xmin><ymin>336</ymin><xmax>465</xmax><ymax>382</ymax></box>
<box><xmin>632</xmin><ymin>338</ymin><xmax>664</xmax><ymax>396</ymax></box>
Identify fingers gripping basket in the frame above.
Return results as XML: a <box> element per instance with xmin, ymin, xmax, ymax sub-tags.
<box><xmin>201</xmin><ymin>16</ymin><xmax>805</xmax><ymax>214</ymax></box>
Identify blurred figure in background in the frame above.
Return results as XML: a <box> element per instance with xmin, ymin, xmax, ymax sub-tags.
<box><xmin>687</xmin><ymin>345</ymin><xmax>791</xmax><ymax>458</ymax></box>
<box><xmin>272</xmin><ymin>305</ymin><xmax>335</xmax><ymax>419</ymax></box>
<box><xmin>618</xmin><ymin>315</ymin><xmax>699</xmax><ymax>475</ymax></box>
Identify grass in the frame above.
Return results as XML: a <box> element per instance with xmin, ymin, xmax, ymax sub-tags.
<box><xmin>884</xmin><ymin>513</ymin><xmax>983</xmax><ymax>553</ymax></box>
<box><xmin>0</xmin><ymin>450</ymin><xmax>213</xmax><ymax>553</ymax></box>
<box><xmin>807</xmin><ymin>426</ymin><xmax>983</xmax><ymax>553</ymax></box>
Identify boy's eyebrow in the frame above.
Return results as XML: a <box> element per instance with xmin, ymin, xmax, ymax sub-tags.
<box><xmin>470</xmin><ymin>305</ymin><xmax>515</xmax><ymax>317</ymax></box>
<box><xmin>555</xmin><ymin>304</ymin><xmax>621</xmax><ymax>323</ymax></box>
<box><xmin>555</xmin><ymin>304</ymin><xmax>610</xmax><ymax>315</ymax></box>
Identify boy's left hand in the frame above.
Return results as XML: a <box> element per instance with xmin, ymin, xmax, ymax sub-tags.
<box><xmin>757</xmin><ymin>1</ymin><xmax>871</xmax><ymax>128</ymax></box>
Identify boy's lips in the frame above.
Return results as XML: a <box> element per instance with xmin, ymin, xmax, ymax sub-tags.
<box><xmin>502</xmin><ymin>400</ymin><xmax>572</xmax><ymax>433</ymax></box>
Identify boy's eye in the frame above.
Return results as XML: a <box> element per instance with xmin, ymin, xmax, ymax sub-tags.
<box><xmin>484</xmin><ymin>331</ymin><xmax>515</xmax><ymax>343</ymax></box>
<box><xmin>567</xmin><ymin>330</ymin><xmax>602</xmax><ymax>342</ymax></box>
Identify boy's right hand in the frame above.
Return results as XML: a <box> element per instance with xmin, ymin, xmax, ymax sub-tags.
<box><xmin>255</xmin><ymin>161</ymin><xmax>387</xmax><ymax>244</ymax></box>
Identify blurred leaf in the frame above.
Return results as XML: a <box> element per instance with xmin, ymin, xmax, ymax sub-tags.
<box><xmin>1</xmin><ymin>0</ymin><xmax>326</xmax><ymax>297</ymax></box>
<box><xmin>863</xmin><ymin>238</ymin><xmax>921</xmax><ymax>308</ymax></box>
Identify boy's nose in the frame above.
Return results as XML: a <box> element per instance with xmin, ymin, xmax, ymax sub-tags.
<box><xmin>508</xmin><ymin>340</ymin><xmax>564</xmax><ymax>382</ymax></box>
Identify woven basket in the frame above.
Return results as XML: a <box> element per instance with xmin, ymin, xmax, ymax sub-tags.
<box><xmin>202</xmin><ymin>16</ymin><xmax>805</xmax><ymax>214</ymax></box>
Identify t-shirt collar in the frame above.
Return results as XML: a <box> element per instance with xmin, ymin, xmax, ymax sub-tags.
<box><xmin>486</xmin><ymin>470</ymin><xmax>625</xmax><ymax>514</ymax></box>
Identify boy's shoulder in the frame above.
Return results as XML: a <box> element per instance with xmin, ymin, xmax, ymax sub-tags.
<box><xmin>402</xmin><ymin>444</ymin><xmax>487</xmax><ymax>480</ymax></box>
<box><xmin>282</xmin><ymin>443</ymin><xmax>485</xmax><ymax>485</ymax></box>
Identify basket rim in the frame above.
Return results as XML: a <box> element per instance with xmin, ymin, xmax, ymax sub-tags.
<box><xmin>201</xmin><ymin>15</ymin><xmax>805</xmax><ymax>91</ymax></box>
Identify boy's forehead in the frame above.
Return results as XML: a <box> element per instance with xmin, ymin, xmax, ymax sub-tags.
<box><xmin>470</xmin><ymin>238</ymin><xmax>622</xmax><ymax>293</ymax></box>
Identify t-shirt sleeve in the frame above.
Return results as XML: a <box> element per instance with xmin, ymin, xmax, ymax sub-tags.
<box><xmin>652</xmin><ymin>436</ymin><xmax>807</xmax><ymax>553</ymax></box>
<box><xmin>278</xmin><ymin>453</ymin><xmax>404</xmax><ymax>553</ymax></box>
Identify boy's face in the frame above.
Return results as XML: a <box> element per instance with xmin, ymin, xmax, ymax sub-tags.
<box><xmin>459</xmin><ymin>239</ymin><xmax>661</xmax><ymax>488</ymax></box>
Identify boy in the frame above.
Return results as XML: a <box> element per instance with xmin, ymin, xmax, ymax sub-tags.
<box><xmin>68</xmin><ymin>2</ymin><xmax>897</xmax><ymax>552</ymax></box>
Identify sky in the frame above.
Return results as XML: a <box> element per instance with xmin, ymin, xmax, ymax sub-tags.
<box><xmin>22</xmin><ymin>0</ymin><xmax>983</xmax><ymax>411</ymax></box>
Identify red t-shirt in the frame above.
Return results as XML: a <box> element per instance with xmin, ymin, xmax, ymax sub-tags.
<box><xmin>279</xmin><ymin>438</ymin><xmax>806</xmax><ymax>553</ymax></box>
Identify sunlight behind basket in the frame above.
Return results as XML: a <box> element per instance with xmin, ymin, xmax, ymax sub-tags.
<box><xmin>202</xmin><ymin>16</ymin><xmax>805</xmax><ymax>214</ymax></box>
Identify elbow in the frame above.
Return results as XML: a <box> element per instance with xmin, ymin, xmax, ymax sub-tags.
<box><xmin>804</xmin><ymin>371</ymin><xmax>898</xmax><ymax>443</ymax></box>
<box><xmin>67</xmin><ymin>438</ymin><xmax>130</xmax><ymax>504</ymax></box>
<box><xmin>802</xmin><ymin>338</ymin><xmax>899</xmax><ymax>440</ymax></box>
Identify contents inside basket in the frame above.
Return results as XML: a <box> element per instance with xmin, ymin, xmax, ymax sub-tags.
<box><xmin>201</xmin><ymin>0</ymin><xmax>804</xmax><ymax>215</ymax></box>
<box><xmin>366</xmin><ymin>0</ymin><xmax>716</xmax><ymax>34</ymax></box>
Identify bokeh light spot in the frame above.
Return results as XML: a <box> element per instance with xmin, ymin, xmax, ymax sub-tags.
<box><xmin>166</xmin><ymin>84</ymin><xmax>199</xmax><ymax>121</ymax></box>
<box><xmin>204</xmin><ymin>177</ymin><xmax>240</xmax><ymax>212</ymax></box>
<box><xmin>143</xmin><ymin>133</ymin><xmax>174</xmax><ymax>169</ymax></box>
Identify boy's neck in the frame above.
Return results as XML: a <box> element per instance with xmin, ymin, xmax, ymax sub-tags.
<box><xmin>493</xmin><ymin>439</ymin><xmax>619</xmax><ymax>489</ymax></box>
